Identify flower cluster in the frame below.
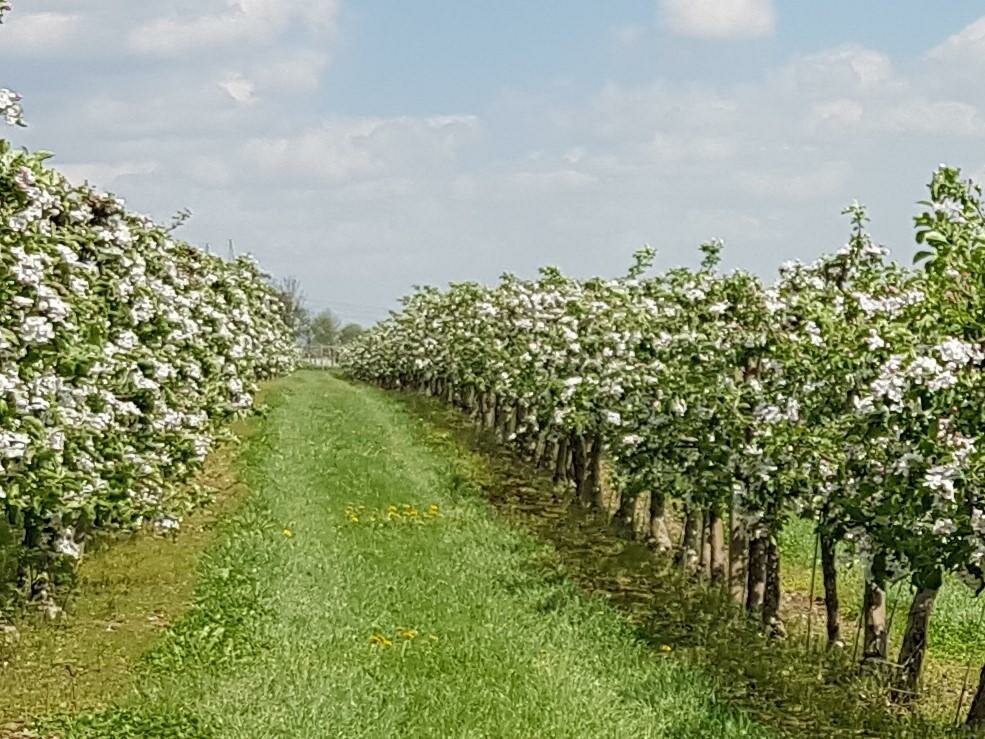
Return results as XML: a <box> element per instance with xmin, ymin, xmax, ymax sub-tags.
<box><xmin>0</xmin><ymin>142</ymin><xmax>297</xmax><ymax>578</ymax></box>
<box><xmin>0</xmin><ymin>89</ymin><xmax>24</xmax><ymax>128</ymax></box>
<box><xmin>1</xmin><ymin>6</ymin><xmax>26</xmax><ymax>128</ymax></box>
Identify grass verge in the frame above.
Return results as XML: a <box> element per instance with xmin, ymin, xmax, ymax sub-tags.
<box><xmin>0</xmin><ymin>407</ymin><xmax>260</xmax><ymax>733</ymax></box>
<box><xmin>44</xmin><ymin>370</ymin><xmax>759</xmax><ymax>738</ymax></box>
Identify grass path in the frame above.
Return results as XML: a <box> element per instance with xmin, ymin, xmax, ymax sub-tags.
<box><xmin>50</xmin><ymin>370</ymin><xmax>758</xmax><ymax>738</ymax></box>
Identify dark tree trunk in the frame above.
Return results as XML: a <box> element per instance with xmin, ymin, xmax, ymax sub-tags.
<box><xmin>679</xmin><ymin>509</ymin><xmax>701</xmax><ymax>573</ymax></box>
<box><xmin>820</xmin><ymin>531</ymin><xmax>841</xmax><ymax>648</ymax></box>
<box><xmin>612</xmin><ymin>487</ymin><xmax>633</xmax><ymax>536</ymax></box>
<box><xmin>573</xmin><ymin>436</ymin><xmax>594</xmax><ymax>506</ymax></box>
<box><xmin>746</xmin><ymin>533</ymin><xmax>767</xmax><ymax>613</ymax></box>
<box><xmin>763</xmin><ymin>534</ymin><xmax>784</xmax><ymax>636</ymax></box>
<box><xmin>892</xmin><ymin>581</ymin><xmax>940</xmax><ymax>702</ymax></box>
<box><xmin>571</xmin><ymin>435</ymin><xmax>590</xmax><ymax>504</ymax></box>
<box><xmin>967</xmin><ymin>666</ymin><xmax>985</xmax><ymax>728</ymax></box>
<box><xmin>589</xmin><ymin>437</ymin><xmax>607</xmax><ymax>514</ymax></box>
<box><xmin>532</xmin><ymin>431</ymin><xmax>548</xmax><ymax>467</ymax></box>
<box><xmin>553</xmin><ymin>436</ymin><xmax>569</xmax><ymax>483</ymax></box>
<box><xmin>543</xmin><ymin>438</ymin><xmax>558</xmax><ymax>471</ymax></box>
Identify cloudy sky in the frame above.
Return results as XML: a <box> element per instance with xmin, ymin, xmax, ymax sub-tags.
<box><xmin>5</xmin><ymin>1</ymin><xmax>985</xmax><ymax>323</ymax></box>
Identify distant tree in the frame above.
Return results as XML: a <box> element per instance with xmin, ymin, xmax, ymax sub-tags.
<box><xmin>275</xmin><ymin>276</ymin><xmax>310</xmax><ymax>344</ymax></box>
<box><xmin>339</xmin><ymin>323</ymin><xmax>365</xmax><ymax>344</ymax></box>
<box><xmin>309</xmin><ymin>309</ymin><xmax>341</xmax><ymax>346</ymax></box>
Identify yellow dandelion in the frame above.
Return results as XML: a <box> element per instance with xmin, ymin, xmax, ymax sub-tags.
<box><xmin>369</xmin><ymin>633</ymin><xmax>393</xmax><ymax>648</ymax></box>
<box><xmin>660</xmin><ymin>644</ymin><xmax>672</xmax><ymax>653</ymax></box>
<box><xmin>397</xmin><ymin>628</ymin><xmax>419</xmax><ymax>640</ymax></box>
<box><xmin>282</xmin><ymin>528</ymin><xmax>294</xmax><ymax>538</ymax></box>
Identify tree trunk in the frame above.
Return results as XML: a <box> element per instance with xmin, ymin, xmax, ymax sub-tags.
<box><xmin>612</xmin><ymin>487</ymin><xmax>633</xmax><ymax>535</ymax></box>
<box><xmin>631</xmin><ymin>491</ymin><xmax>650</xmax><ymax>541</ymax></box>
<box><xmin>552</xmin><ymin>436</ymin><xmax>568</xmax><ymax>483</ymax></box>
<box><xmin>543</xmin><ymin>438</ymin><xmax>558</xmax><ymax>471</ymax></box>
<box><xmin>532</xmin><ymin>431</ymin><xmax>548</xmax><ymax>467</ymax></box>
<box><xmin>504</xmin><ymin>405</ymin><xmax>518</xmax><ymax>440</ymax></box>
<box><xmin>746</xmin><ymin>533</ymin><xmax>766</xmax><ymax>613</ymax></box>
<box><xmin>589</xmin><ymin>437</ymin><xmax>607</xmax><ymax>514</ymax></box>
<box><xmin>966</xmin><ymin>666</ymin><xmax>985</xmax><ymax>728</ymax></box>
<box><xmin>699</xmin><ymin>510</ymin><xmax>711</xmax><ymax>578</ymax></box>
<box><xmin>572</xmin><ymin>436</ymin><xmax>594</xmax><ymax>508</ymax></box>
<box><xmin>494</xmin><ymin>400</ymin><xmax>511</xmax><ymax>441</ymax></box>
<box><xmin>483</xmin><ymin>393</ymin><xmax>497</xmax><ymax>429</ymax></box>
<box><xmin>571</xmin><ymin>436</ymin><xmax>590</xmax><ymax>504</ymax></box>
<box><xmin>820</xmin><ymin>532</ymin><xmax>841</xmax><ymax>648</ymax></box>
<box><xmin>650</xmin><ymin>493</ymin><xmax>673</xmax><ymax>553</ymax></box>
<box><xmin>862</xmin><ymin>568</ymin><xmax>888</xmax><ymax>665</ymax></box>
<box><xmin>708</xmin><ymin>506</ymin><xmax>726</xmax><ymax>584</ymax></box>
<box><xmin>679</xmin><ymin>509</ymin><xmax>701</xmax><ymax>573</ymax></box>
<box><xmin>892</xmin><ymin>582</ymin><xmax>940</xmax><ymax>702</ymax></box>
<box><xmin>763</xmin><ymin>534</ymin><xmax>784</xmax><ymax>636</ymax></box>
<box><xmin>729</xmin><ymin>503</ymin><xmax>748</xmax><ymax>604</ymax></box>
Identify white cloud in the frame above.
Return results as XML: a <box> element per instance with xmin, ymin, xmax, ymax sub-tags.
<box><xmin>779</xmin><ymin>46</ymin><xmax>895</xmax><ymax>95</ymax></box>
<box><xmin>255</xmin><ymin>51</ymin><xmax>332</xmax><ymax>94</ymax></box>
<box><xmin>128</xmin><ymin>0</ymin><xmax>339</xmax><ymax>56</ymax></box>
<box><xmin>927</xmin><ymin>16</ymin><xmax>985</xmax><ymax>63</ymax></box>
<box><xmin>58</xmin><ymin>160</ymin><xmax>159</xmax><ymax>191</ymax></box>
<box><xmin>7</xmin><ymin>3</ymin><xmax>985</xmax><ymax>323</ymax></box>
<box><xmin>0</xmin><ymin>11</ymin><xmax>77</xmax><ymax>54</ymax></box>
<box><xmin>220</xmin><ymin>74</ymin><xmax>258</xmax><ymax>104</ymax></box>
<box><xmin>242</xmin><ymin>116</ymin><xmax>482</xmax><ymax>184</ymax></box>
<box><xmin>735</xmin><ymin>162</ymin><xmax>853</xmax><ymax>203</ymax></box>
<box><xmin>660</xmin><ymin>0</ymin><xmax>775</xmax><ymax>40</ymax></box>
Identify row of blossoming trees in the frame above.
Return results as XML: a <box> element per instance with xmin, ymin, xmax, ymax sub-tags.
<box><xmin>0</xmin><ymin>4</ymin><xmax>297</xmax><ymax>604</ymax></box>
<box><xmin>344</xmin><ymin>169</ymin><xmax>985</xmax><ymax>725</ymax></box>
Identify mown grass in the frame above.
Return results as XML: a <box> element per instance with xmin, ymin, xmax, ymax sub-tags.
<box><xmin>44</xmin><ymin>370</ymin><xmax>759</xmax><ymax>738</ymax></box>
<box><xmin>392</xmin><ymin>387</ymin><xmax>979</xmax><ymax>737</ymax></box>
<box><xmin>0</xmin><ymin>412</ymin><xmax>256</xmax><ymax>730</ymax></box>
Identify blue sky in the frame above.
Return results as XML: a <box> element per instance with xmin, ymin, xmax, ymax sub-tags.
<box><xmin>4</xmin><ymin>1</ymin><xmax>985</xmax><ymax>323</ymax></box>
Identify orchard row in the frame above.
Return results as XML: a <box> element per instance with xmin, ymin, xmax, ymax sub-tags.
<box><xmin>0</xmin><ymin>142</ymin><xmax>297</xmax><ymax>601</ymax></box>
<box><xmin>345</xmin><ymin>168</ymin><xmax>985</xmax><ymax>724</ymax></box>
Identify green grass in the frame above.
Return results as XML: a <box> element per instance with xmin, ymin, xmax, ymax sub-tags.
<box><xmin>779</xmin><ymin>518</ymin><xmax>985</xmax><ymax>723</ymax></box>
<box><xmin>47</xmin><ymin>370</ymin><xmax>759</xmax><ymax>738</ymax></box>
<box><xmin>395</xmin><ymin>390</ymin><xmax>972</xmax><ymax>737</ymax></box>
<box><xmin>0</xmin><ymin>414</ymin><xmax>253</xmax><ymax>726</ymax></box>
<box><xmin>781</xmin><ymin>518</ymin><xmax>985</xmax><ymax>664</ymax></box>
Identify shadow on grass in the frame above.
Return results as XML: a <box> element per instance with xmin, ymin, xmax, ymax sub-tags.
<box><xmin>390</xmin><ymin>388</ymin><xmax>973</xmax><ymax>739</ymax></box>
<box><xmin>0</xmin><ymin>392</ymin><xmax>275</xmax><ymax>733</ymax></box>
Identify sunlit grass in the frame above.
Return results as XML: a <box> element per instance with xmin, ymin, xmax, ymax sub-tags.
<box><xmin>48</xmin><ymin>371</ymin><xmax>758</xmax><ymax>738</ymax></box>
